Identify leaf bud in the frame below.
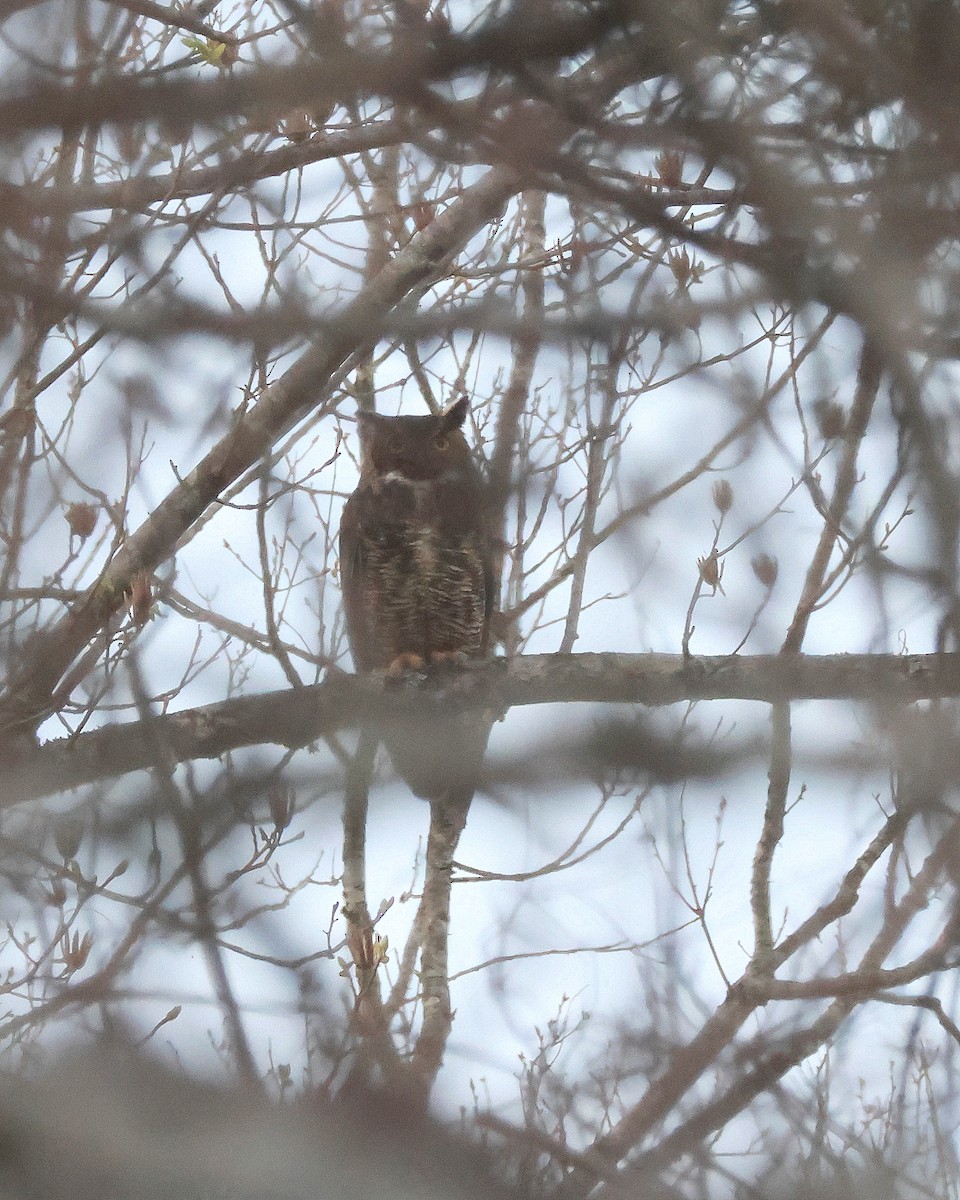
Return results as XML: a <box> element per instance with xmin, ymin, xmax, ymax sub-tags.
<box><xmin>712</xmin><ymin>479</ymin><xmax>734</xmax><ymax>514</ymax></box>
<box><xmin>751</xmin><ymin>553</ymin><xmax>779</xmax><ymax>589</ymax></box>
<box><xmin>65</xmin><ymin>502</ymin><xmax>97</xmax><ymax>540</ymax></box>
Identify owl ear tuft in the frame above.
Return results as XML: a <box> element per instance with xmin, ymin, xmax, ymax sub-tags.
<box><xmin>441</xmin><ymin>396</ymin><xmax>469</xmax><ymax>431</ymax></box>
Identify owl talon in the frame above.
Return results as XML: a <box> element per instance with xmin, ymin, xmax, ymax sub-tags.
<box><xmin>385</xmin><ymin>652</ymin><xmax>427</xmax><ymax>679</ymax></box>
<box><xmin>428</xmin><ymin>650</ymin><xmax>468</xmax><ymax>669</ymax></box>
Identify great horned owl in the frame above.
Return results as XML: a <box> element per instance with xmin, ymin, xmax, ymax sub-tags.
<box><xmin>338</xmin><ymin>397</ymin><xmax>493</xmax><ymax>800</ymax></box>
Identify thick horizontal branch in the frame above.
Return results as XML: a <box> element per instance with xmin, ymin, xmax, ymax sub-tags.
<box><xmin>0</xmin><ymin>6</ymin><xmax>633</xmax><ymax>136</ymax></box>
<box><xmin>3</xmin><ymin>650</ymin><xmax>957</xmax><ymax>808</ymax></box>
<box><xmin>18</xmin><ymin>295</ymin><xmax>753</xmax><ymax>354</ymax></box>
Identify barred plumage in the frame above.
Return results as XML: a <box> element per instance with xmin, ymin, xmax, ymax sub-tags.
<box><xmin>338</xmin><ymin>398</ymin><xmax>493</xmax><ymax>799</ymax></box>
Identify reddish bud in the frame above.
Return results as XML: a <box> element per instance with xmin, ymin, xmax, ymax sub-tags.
<box><xmin>65</xmin><ymin>502</ymin><xmax>97</xmax><ymax>540</ymax></box>
<box><xmin>127</xmin><ymin>571</ymin><xmax>153</xmax><ymax>627</ymax></box>
<box><xmin>54</xmin><ymin>817</ymin><xmax>84</xmax><ymax>861</ymax></box>
<box><xmin>814</xmin><ymin>399</ymin><xmax>846</xmax><ymax>440</ymax></box>
<box><xmin>61</xmin><ymin>930</ymin><xmax>93</xmax><ymax>972</ymax></box>
<box><xmin>655</xmin><ymin>149</ymin><xmax>684</xmax><ymax>189</ymax></box>
<box><xmin>698</xmin><ymin>551</ymin><xmax>725</xmax><ymax>594</ymax></box>
<box><xmin>669</xmin><ymin>248</ymin><xmax>692</xmax><ymax>288</ymax></box>
<box><xmin>712</xmin><ymin>479</ymin><xmax>734</xmax><ymax>514</ymax></box>
<box><xmin>268</xmin><ymin>781</ymin><xmax>294</xmax><ymax>831</ymax></box>
<box><xmin>411</xmin><ymin>201</ymin><xmax>434</xmax><ymax>231</ymax></box>
<box><xmin>751</xmin><ymin>553</ymin><xmax>779</xmax><ymax>589</ymax></box>
<box><xmin>217</xmin><ymin>41</ymin><xmax>238</xmax><ymax>68</ymax></box>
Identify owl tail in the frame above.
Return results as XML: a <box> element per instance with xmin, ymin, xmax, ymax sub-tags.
<box><xmin>382</xmin><ymin>713</ymin><xmax>491</xmax><ymax>802</ymax></box>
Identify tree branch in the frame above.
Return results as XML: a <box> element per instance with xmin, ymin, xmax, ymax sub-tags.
<box><xmin>0</xmin><ymin>9</ymin><xmax>636</xmax><ymax>137</ymax></box>
<box><xmin>10</xmin><ymin>121</ymin><xmax>404</xmax><ymax>216</ymax></box>
<box><xmin>5</xmin><ymin>650</ymin><xmax>960</xmax><ymax>807</ymax></box>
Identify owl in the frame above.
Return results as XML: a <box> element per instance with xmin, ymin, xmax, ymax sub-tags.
<box><xmin>338</xmin><ymin>397</ymin><xmax>494</xmax><ymax>800</ymax></box>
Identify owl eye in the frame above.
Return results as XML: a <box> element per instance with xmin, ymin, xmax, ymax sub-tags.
<box><xmin>434</xmin><ymin>434</ymin><xmax>450</xmax><ymax>451</ymax></box>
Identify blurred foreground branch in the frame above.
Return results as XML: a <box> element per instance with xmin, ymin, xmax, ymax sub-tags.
<box><xmin>0</xmin><ymin>1044</ymin><xmax>516</xmax><ymax>1200</ymax></box>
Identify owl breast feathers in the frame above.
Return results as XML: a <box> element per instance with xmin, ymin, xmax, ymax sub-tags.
<box><xmin>339</xmin><ymin>397</ymin><xmax>493</xmax><ymax>675</ymax></box>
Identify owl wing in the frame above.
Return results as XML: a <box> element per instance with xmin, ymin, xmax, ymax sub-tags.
<box><xmin>483</xmin><ymin>528</ymin><xmax>494</xmax><ymax>618</ymax></box>
<box><xmin>456</xmin><ymin>479</ymin><xmax>495</xmax><ymax>651</ymax></box>
<box><xmin>338</xmin><ymin>487</ymin><xmax>377</xmax><ymax>672</ymax></box>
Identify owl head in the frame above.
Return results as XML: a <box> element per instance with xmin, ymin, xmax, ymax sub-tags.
<box><xmin>356</xmin><ymin>396</ymin><xmax>474</xmax><ymax>482</ymax></box>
